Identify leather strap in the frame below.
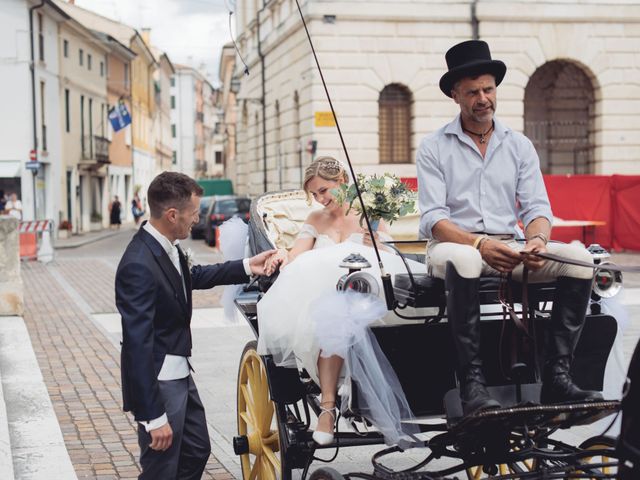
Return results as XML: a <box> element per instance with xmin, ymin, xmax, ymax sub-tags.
<box><xmin>522</xmin><ymin>251</ymin><xmax>640</xmax><ymax>273</ymax></box>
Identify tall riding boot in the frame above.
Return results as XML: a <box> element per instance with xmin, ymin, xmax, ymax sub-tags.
<box><xmin>541</xmin><ymin>276</ymin><xmax>603</xmax><ymax>404</ymax></box>
<box><xmin>446</xmin><ymin>262</ymin><xmax>501</xmax><ymax>416</ymax></box>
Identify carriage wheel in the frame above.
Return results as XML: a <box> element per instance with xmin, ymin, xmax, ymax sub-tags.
<box><xmin>309</xmin><ymin>467</ymin><xmax>346</xmax><ymax>480</ymax></box>
<box><xmin>578</xmin><ymin>435</ymin><xmax>618</xmax><ymax>477</ymax></box>
<box><xmin>237</xmin><ymin>341</ymin><xmax>291</xmax><ymax>480</ymax></box>
<box><xmin>465</xmin><ymin>439</ymin><xmax>535</xmax><ymax>479</ymax></box>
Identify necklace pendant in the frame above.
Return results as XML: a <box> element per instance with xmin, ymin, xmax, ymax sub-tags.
<box><xmin>480</xmin><ymin>135</ymin><xmax>486</xmax><ymax>144</ymax></box>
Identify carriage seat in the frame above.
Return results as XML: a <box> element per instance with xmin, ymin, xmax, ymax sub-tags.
<box><xmin>252</xmin><ymin>189</ymin><xmax>421</xmax><ymax>252</ymax></box>
<box><xmin>394</xmin><ymin>273</ymin><xmax>558</xmax><ymax>309</ymax></box>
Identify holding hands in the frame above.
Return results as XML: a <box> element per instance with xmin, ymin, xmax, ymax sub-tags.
<box><xmin>265</xmin><ymin>249</ymin><xmax>288</xmax><ymax>276</ymax></box>
<box><xmin>248</xmin><ymin>249</ymin><xmax>279</xmax><ymax>276</ymax></box>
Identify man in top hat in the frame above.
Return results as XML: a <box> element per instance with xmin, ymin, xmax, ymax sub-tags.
<box><xmin>417</xmin><ymin>40</ymin><xmax>602</xmax><ymax>416</ymax></box>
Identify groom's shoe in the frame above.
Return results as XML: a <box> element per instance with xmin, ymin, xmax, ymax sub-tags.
<box><xmin>312</xmin><ymin>404</ymin><xmax>337</xmax><ymax>446</ymax></box>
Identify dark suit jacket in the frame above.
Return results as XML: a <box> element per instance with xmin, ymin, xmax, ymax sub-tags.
<box><xmin>116</xmin><ymin>225</ymin><xmax>248</xmax><ymax>421</ymax></box>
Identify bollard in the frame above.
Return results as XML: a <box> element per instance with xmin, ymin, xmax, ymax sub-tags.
<box><xmin>0</xmin><ymin>216</ymin><xmax>24</xmax><ymax>315</ymax></box>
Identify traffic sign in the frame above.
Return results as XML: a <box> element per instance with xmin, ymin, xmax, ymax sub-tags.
<box><xmin>25</xmin><ymin>161</ymin><xmax>41</xmax><ymax>171</ymax></box>
<box><xmin>29</xmin><ymin>149</ymin><xmax>37</xmax><ymax>161</ymax></box>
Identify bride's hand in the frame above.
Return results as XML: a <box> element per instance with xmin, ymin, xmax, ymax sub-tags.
<box><xmin>265</xmin><ymin>248</ymin><xmax>289</xmax><ymax>275</ymax></box>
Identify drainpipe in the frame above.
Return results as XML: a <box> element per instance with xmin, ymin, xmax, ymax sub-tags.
<box><xmin>29</xmin><ymin>0</ymin><xmax>45</xmax><ymax>219</ymax></box>
<box><xmin>471</xmin><ymin>0</ymin><xmax>479</xmax><ymax>40</ymax></box>
<box><xmin>257</xmin><ymin>2</ymin><xmax>267</xmax><ymax>193</ymax></box>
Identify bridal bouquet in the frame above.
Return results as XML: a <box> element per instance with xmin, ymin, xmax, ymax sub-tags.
<box><xmin>332</xmin><ymin>173</ymin><xmax>416</xmax><ymax>229</ymax></box>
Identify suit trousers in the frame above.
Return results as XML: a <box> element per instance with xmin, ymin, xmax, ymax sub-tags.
<box><xmin>138</xmin><ymin>375</ymin><xmax>211</xmax><ymax>480</ymax></box>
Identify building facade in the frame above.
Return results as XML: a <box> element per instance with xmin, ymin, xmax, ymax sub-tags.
<box><xmin>230</xmin><ymin>0</ymin><xmax>640</xmax><ymax>197</ymax></box>
<box><xmin>58</xmin><ymin>15</ymin><xmax>111</xmax><ymax>232</ymax></box>
<box><xmin>171</xmin><ymin>66</ymin><xmax>222</xmax><ymax>179</ymax></box>
<box><xmin>100</xmin><ymin>33</ymin><xmax>135</xmax><ymax>224</ymax></box>
<box><xmin>0</xmin><ymin>0</ymin><xmax>67</xmax><ymax>223</ymax></box>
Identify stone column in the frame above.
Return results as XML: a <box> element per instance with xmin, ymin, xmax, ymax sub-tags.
<box><xmin>0</xmin><ymin>216</ymin><xmax>23</xmax><ymax>316</ymax></box>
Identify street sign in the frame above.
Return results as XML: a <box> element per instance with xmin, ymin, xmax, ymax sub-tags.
<box><xmin>314</xmin><ymin>111</ymin><xmax>336</xmax><ymax>127</ymax></box>
<box><xmin>25</xmin><ymin>161</ymin><xmax>41</xmax><ymax>171</ymax></box>
<box><xmin>29</xmin><ymin>149</ymin><xmax>37</xmax><ymax>161</ymax></box>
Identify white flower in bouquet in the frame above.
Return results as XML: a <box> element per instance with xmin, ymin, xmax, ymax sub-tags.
<box><xmin>332</xmin><ymin>173</ymin><xmax>416</xmax><ymax>228</ymax></box>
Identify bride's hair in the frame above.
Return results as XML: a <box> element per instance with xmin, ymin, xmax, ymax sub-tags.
<box><xmin>303</xmin><ymin>157</ymin><xmax>349</xmax><ymax>196</ymax></box>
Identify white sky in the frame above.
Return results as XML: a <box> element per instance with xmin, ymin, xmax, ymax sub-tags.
<box><xmin>74</xmin><ymin>0</ymin><xmax>238</xmax><ymax>85</ymax></box>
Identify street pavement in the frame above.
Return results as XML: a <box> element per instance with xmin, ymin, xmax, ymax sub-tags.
<box><xmin>3</xmin><ymin>224</ymin><xmax>640</xmax><ymax>479</ymax></box>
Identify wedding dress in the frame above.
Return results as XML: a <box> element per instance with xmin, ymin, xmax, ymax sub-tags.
<box><xmin>257</xmin><ymin>224</ymin><xmax>426</xmax><ymax>446</ymax></box>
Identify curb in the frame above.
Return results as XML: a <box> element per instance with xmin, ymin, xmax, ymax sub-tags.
<box><xmin>54</xmin><ymin>228</ymin><xmax>131</xmax><ymax>249</ymax></box>
<box><xmin>0</xmin><ymin>317</ymin><xmax>77</xmax><ymax>479</ymax></box>
<box><xmin>0</xmin><ymin>329</ymin><xmax>14</xmax><ymax>480</ymax></box>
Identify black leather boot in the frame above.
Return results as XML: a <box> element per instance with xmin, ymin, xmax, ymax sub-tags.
<box><xmin>541</xmin><ymin>276</ymin><xmax>603</xmax><ymax>404</ymax></box>
<box><xmin>446</xmin><ymin>262</ymin><xmax>501</xmax><ymax>416</ymax></box>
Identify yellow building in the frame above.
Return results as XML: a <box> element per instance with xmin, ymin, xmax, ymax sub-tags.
<box><xmin>57</xmin><ymin>14</ymin><xmax>111</xmax><ymax>233</ymax></box>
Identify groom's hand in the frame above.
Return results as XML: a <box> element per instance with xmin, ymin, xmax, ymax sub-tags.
<box><xmin>149</xmin><ymin>423</ymin><xmax>173</xmax><ymax>451</ymax></box>
<box><xmin>248</xmin><ymin>249</ymin><xmax>277</xmax><ymax>276</ymax></box>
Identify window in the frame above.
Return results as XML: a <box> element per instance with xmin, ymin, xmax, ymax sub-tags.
<box><xmin>63</xmin><ymin>39</ymin><xmax>68</xmax><ymax>58</ymax></box>
<box><xmin>80</xmin><ymin>95</ymin><xmax>85</xmax><ymax>157</ymax></box>
<box><xmin>89</xmin><ymin>98</ymin><xmax>93</xmax><ymax>158</ymax></box>
<box><xmin>172</xmin><ymin>151</ymin><xmax>177</xmax><ymax>164</ymax></box>
<box><xmin>100</xmin><ymin>61</ymin><xmax>104</xmax><ymax>77</ymax></box>
<box><xmin>40</xmin><ymin>81</ymin><xmax>47</xmax><ymax>150</ymax></box>
<box><xmin>170</xmin><ymin>76</ymin><xmax>175</xmax><ymax>87</ymax></box>
<box><xmin>79</xmin><ymin>48</ymin><xmax>84</xmax><ymax>66</ymax></box>
<box><xmin>171</xmin><ymin>124</ymin><xmax>176</xmax><ymax>138</ymax></box>
<box><xmin>378</xmin><ymin>84</ymin><xmax>412</xmax><ymax>164</ymax></box>
<box><xmin>215</xmin><ymin>151</ymin><xmax>223</xmax><ymax>164</ymax></box>
<box><xmin>171</xmin><ymin>95</ymin><xmax>175</xmax><ymax>109</ymax></box>
<box><xmin>124</xmin><ymin>64</ymin><xmax>130</xmax><ymax>89</ymax></box>
<box><xmin>65</xmin><ymin>89</ymin><xmax>70</xmax><ymax>133</ymax></box>
<box><xmin>88</xmin><ymin>54</ymin><xmax>92</xmax><ymax>70</ymax></box>
<box><xmin>38</xmin><ymin>13</ymin><xmax>44</xmax><ymax>61</ymax></box>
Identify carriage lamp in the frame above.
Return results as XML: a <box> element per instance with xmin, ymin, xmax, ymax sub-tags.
<box><xmin>588</xmin><ymin>244</ymin><xmax>623</xmax><ymax>299</ymax></box>
<box><xmin>336</xmin><ymin>253</ymin><xmax>380</xmax><ymax>296</ymax></box>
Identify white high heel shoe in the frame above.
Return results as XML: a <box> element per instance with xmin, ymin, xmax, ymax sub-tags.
<box><xmin>312</xmin><ymin>404</ymin><xmax>337</xmax><ymax>446</ymax></box>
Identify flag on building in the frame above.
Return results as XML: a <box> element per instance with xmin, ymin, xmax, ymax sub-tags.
<box><xmin>109</xmin><ymin>101</ymin><xmax>132</xmax><ymax>132</ymax></box>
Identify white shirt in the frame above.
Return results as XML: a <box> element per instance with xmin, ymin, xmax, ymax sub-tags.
<box><xmin>417</xmin><ymin>115</ymin><xmax>553</xmax><ymax>239</ymax></box>
<box><xmin>5</xmin><ymin>199</ymin><xmax>22</xmax><ymax>220</ymax></box>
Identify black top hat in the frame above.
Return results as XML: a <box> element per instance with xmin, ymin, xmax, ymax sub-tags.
<box><xmin>439</xmin><ymin>40</ymin><xmax>506</xmax><ymax>98</ymax></box>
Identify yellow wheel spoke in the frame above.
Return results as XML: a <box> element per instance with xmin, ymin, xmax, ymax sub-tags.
<box><xmin>238</xmin><ymin>346</ymin><xmax>283</xmax><ymax>480</ymax></box>
<box><xmin>239</xmin><ymin>411</ymin><xmax>255</xmax><ymax>430</ymax></box>
<box><xmin>263</xmin><ymin>447</ymin><xmax>282</xmax><ymax>472</ymax></box>
<box><xmin>248</xmin><ymin>457</ymin><xmax>260</xmax><ymax>480</ymax></box>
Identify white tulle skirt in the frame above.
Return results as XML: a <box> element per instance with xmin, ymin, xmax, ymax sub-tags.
<box><xmin>257</xmin><ymin>239</ymin><xmax>425</xmax><ymax>445</ymax></box>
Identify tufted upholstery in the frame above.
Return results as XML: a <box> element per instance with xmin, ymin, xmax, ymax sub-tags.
<box><xmin>254</xmin><ymin>189</ymin><xmax>422</xmax><ymax>251</ymax></box>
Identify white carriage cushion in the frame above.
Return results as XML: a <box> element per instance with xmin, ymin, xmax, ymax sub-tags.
<box><xmin>256</xmin><ymin>190</ymin><xmax>322</xmax><ymax>249</ymax></box>
<box><xmin>256</xmin><ymin>189</ymin><xmax>421</xmax><ymax>250</ymax></box>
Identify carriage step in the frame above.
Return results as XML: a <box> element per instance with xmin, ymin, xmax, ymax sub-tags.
<box><xmin>449</xmin><ymin>400</ymin><xmax>620</xmax><ymax>436</ymax></box>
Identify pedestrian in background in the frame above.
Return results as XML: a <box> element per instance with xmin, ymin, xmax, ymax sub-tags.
<box><xmin>132</xmin><ymin>192</ymin><xmax>145</xmax><ymax>225</ymax></box>
<box><xmin>0</xmin><ymin>190</ymin><xmax>6</xmax><ymax>213</ymax></box>
<box><xmin>109</xmin><ymin>196</ymin><xmax>122</xmax><ymax>229</ymax></box>
<box><xmin>5</xmin><ymin>193</ymin><xmax>23</xmax><ymax>220</ymax></box>
<box><xmin>115</xmin><ymin>171</ymin><xmax>275</xmax><ymax>479</ymax></box>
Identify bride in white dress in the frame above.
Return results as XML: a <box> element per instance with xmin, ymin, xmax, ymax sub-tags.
<box><xmin>257</xmin><ymin>157</ymin><xmax>425</xmax><ymax>447</ymax></box>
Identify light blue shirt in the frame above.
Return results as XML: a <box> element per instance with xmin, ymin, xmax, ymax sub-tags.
<box><xmin>417</xmin><ymin>115</ymin><xmax>553</xmax><ymax>239</ymax></box>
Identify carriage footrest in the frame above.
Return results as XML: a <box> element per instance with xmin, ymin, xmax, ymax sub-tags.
<box><xmin>449</xmin><ymin>400</ymin><xmax>620</xmax><ymax>437</ymax></box>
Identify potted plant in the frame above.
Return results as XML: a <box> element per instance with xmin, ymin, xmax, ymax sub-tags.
<box><xmin>58</xmin><ymin>219</ymin><xmax>72</xmax><ymax>239</ymax></box>
<box><xmin>90</xmin><ymin>212</ymin><xmax>103</xmax><ymax>230</ymax></box>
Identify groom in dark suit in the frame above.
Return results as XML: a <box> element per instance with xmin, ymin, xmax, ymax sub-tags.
<box><xmin>116</xmin><ymin>172</ymin><xmax>273</xmax><ymax>479</ymax></box>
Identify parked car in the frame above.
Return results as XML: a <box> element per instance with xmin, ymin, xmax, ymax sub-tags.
<box><xmin>191</xmin><ymin>196</ymin><xmax>215</xmax><ymax>239</ymax></box>
<box><xmin>204</xmin><ymin>195</ymin><xmax>251</xmax><ymax>247</ymax></box>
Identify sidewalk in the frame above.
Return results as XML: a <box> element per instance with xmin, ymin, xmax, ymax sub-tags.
<box><xmin>8</xmin><ymin>254</ymin><xmax>233</xmax><ymax>479</ymax></box>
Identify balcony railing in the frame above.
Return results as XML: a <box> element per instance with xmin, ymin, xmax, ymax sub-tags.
<box><xmin>81</xmin><ymin>135</ymin><xmax>111</xmax><ymax>165</ymax></box>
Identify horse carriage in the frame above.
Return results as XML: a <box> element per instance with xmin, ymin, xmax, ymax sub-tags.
<box><xmin>231</xmin><ymin>189</ymin><xmax>623</xmax><ymax>480</ymax></box>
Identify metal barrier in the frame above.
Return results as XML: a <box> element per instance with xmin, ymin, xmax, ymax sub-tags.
<box><xmin>18</xmin><ymin>219</ymin><xmax>54</xmax><ymax>263</ymax></box>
